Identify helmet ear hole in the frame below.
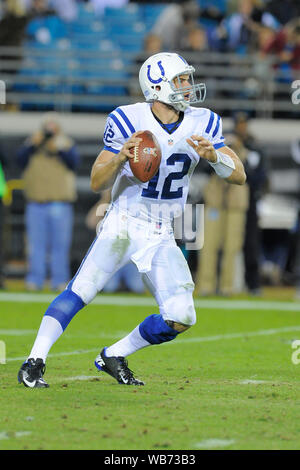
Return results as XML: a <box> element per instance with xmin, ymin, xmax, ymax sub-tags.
<box><xmin>155</xmin><ymin>85</ymin><xmax>161</xmax><ymax>91</ymax></box>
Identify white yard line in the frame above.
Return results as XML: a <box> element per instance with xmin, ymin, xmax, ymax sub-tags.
<box><xmin>6</xmin><ymin>325</ymin><xmax>300</xmax><ymax>363</ymax></box>
<box><xmin>174</xmin><ymin>325</ymin><xmax>300</xmax><ymax>344</ymax></box>
<box><xmin>195</xmin><ymin>438</ymin><xmax>236</xmax><ymax>448</ymax></box>
<box><xmin>0</xmin><ymin>292</ymin><xmax>300</xmax><ymax>311</ymax></box>
<box><xmin>0</xmin><ymin>329</ymin><xmax>36</xmax><ymax>336</ymax></box>
<box><xmin>58</xmin><ymin>375</ymin><xmax>100</xmax><ymax>382</ymax></box>
<box><xmin>0</xmin><ymin>329</ymin><xmax>128</xmax><ymax>338</ymax></box>
<box><xmin>239</xmin><ymin>379</ymin><xmax>268</xmax><ymax>385</ymax></box>
<box><xmin>0</xmin><ymin>431</ymin><xmax>32</xmax><ymax>440</ymax></box>
<box><xmin>6</xmin><ymin>348</ymin><xmax>100</xmax><ymax>363</ymax></box>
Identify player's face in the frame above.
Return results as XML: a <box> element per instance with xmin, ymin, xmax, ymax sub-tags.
<box><xmin>173</xmin><ymin>74</ymin><xmax>192</xmax><ymax>101</ymax></box>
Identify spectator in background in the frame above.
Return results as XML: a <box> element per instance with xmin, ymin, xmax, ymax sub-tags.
<box><xmin>0</xmin><ymin>142</ymin><xmax>7</xmax><ymax>289</ymax></box>
<box><xmin>0</xmin><ymin>0</ymin><xmax>29</xmax><ymax>73</ymax></box>
<box><xmin>133</xmin><ymin>33</ymin><xmax>162</xmax><ymax>97</ymax></box>
<box><xmin>25</xmin><ymin>0</ymin><xmax>55</xmax><ymax>18</ymax></box>
<box><xmin>199</xmin><ymin>2</ymin><xmax>225</xmax><ymax>26</ymax></box>
<box><xmin>195</xmin><ymin>135</ymin><xmax>249</xmax><ymax>296</ymax></box>
<box><xmin>48</xmin><ymin>0</ymin><xmax>78</xmax><ymax>22</ymax></box>
<box><xmin>17</xmin><ymin>113</ymin><xmax>80</xmax><ymax>292</ymax></box>
<box><xmin>180</xmin><ymin>27</ymin><xmax>211</xmax><ymax>80</ymax></box>
<box><xmin>0</xmin><ymin>0</ymin><xmax>27</xmax><ymax>46</ymax></box>
<box><xmin>143</xmin><ymin>33</ymin><xmax>162</xmax><ymax>56</ymax></box>
<box><xmin>256</xmin><ymin>24</ymin><xmax>276</xmax><ymax>53</ymax></box>
<box><xmin>261</xmin><ymin>19</ymin><xmax>300</xmax><ymax>81</ymax></box>
<box><xmin>232</xmin><ymin>113</ymin><xmax>268</xmax><ymax>296</ymax></box>
<box><xmin>265</xmin><ymin>0</ymin><xmax>300</xmax><ymax>26</ymax></box>
<box><xmin>181</xmin><ymin>26</ymin><xmax>209</xmax><ymax>53</ymax></box>
<box><xmin>85</xmin><ymin>189</ymin><xmax>145</xmax><ymax>294</ymax></box>
<box><xmin>290</xmin><ymin>139</ymin><xmax>300</xmax><ymax>300</ymax></box>
<box><xmin>215</xmin><ymin>0</ymin><xmax>279</xmax><ymax>54</ymax></box>
<box><xmin>151</xmin><ymin>0</ymin><xmax>200</xmax><ymax>51</ymax></box>
<box><xmin>135</xmin><ymin>33</ymin><xmax>162</xmax><ymax>67</ymax></box>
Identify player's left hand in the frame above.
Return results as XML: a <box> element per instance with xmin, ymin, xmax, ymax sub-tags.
<box><xmin>186</xmin><ymin>135</ymin><xmax>218</xmax><ymax>163</ymax></box>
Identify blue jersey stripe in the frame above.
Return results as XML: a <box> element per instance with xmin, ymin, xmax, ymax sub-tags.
<box><xmin>214</xmin><ymin>142</ymin><xmax>225</xmax><ymax>149</ymax></box>
<box><xmin>109</xmin><ymin>113</ymin><xmax>129</xmax><ymax>139</ymax></box>
<box><xmin>205</xmin><ymin>111</ymin><xmax>215</xmax><ymax>134</ymax></box>
<box><xmin>116</xmin><ymin>108</ymin><xmax>136</xmax><ymax>134</ymax></box>
<box><xmin>212</xmin><ymin>114</ymin><xmax>221</xmax><ymax>138</ymax></box>
<box><xmin>103</xmin><ymin>145</ymin><xmax>119</xmax><ymax>154</ymax></box>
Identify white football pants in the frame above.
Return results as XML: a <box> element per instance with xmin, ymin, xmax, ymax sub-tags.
<box><xmin>70</xmin><ymin>206</ymin><xmax>196</xmax><ymax>326</ymax></box>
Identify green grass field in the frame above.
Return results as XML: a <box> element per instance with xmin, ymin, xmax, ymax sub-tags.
<box><xmin>1</xmin><ymin>292</ymin><xmax>300</xmax><ymax>450</ymax></box>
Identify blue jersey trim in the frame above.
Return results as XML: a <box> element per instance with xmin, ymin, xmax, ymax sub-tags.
<box><xmin>103</xmin><ymin>146</ymin><xmax>119</xmax><ymax>154</ymax></box>
<box><xmin>116</xmin><ymin>108</ymin><xmax>136</xmax><ymax>134</ymax></box>
<box><xmin>213</xmin><ymin>142</ymin><xmax>225</xmax><ymax>149</ymax></box>
<box><xmin>212</xmin><ymin>114</ymin><xmax>221</xmax><ymax>138</ymax></box>
<box><xmin>108</xmin><ymin>112</ymin><xmax>129</xmax><ymax>139</ymax></box>
<box><xmin>205</xmin><ymin>111</ymin><xmax>215</xmax><ymax>134</ymax></box>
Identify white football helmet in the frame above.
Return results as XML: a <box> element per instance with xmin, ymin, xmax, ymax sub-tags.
<box><xmin>139</xmin><ymin>52</ymin><xmax>206</xmax><ymax>112</ymax></box>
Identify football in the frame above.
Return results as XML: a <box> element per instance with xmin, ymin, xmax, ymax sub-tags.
<box><xmin>129</xmin><ymin>130</ymin><xmax>161</xmax><ymax>183</ymax></box>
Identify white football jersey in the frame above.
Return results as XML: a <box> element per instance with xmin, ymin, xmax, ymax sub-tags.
<box><xmin>103</xmin><ymin>102</ymin><xmax>225</xmax><ymax>222</ymax></box>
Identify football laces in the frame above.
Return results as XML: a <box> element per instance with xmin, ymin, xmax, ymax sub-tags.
<box><xmin>133</xmin><ymin>143</ymin><xmax>139</xmax><ymax>163</ymax></box>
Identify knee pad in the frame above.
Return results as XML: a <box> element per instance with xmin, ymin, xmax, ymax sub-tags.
<box><xmin>139</xmin><ymin>314</ymin><xmax>179</xmax><ymax>345</ymax></box>
<box><xmin>44</xmin><ymin>289</ymin><xmax>85</xmax><ymax>331</ymax></box>
<box><xmin>162</xmin><ymin>292</ymin><xmax>196</xmax><ymax>326</ymax></box>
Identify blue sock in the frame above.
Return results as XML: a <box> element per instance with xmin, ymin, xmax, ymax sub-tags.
<box><xmin>139</xmin><ymin>314</ymin><xmax>179</xmax><ymax>345</ymax></box>
<box><xmin>44</xmin><ymin>289</ymin><xmax>85</xmax><ymax>331</ymax></box>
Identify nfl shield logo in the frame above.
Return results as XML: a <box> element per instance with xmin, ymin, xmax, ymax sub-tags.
<box><xmin>168</xmin><ymin>139</ymin><xmax>173</xmax><ymax>146</ymax></box>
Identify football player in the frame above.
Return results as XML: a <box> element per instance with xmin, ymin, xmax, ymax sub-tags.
<box><xmin>18</xmin><ymin>53</ymin><xmax>246</xmax><ymax>387</ymax></box>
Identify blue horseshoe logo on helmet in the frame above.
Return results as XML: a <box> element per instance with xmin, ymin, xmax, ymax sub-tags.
<box><xmin>147</xmin><ymin>60</ymin><xmax>165</xmax><ymax>84</ymax></box>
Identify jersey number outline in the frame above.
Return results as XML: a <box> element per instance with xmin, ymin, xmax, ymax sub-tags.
<box><xmin>103</xmin><ymin>122</ymin><xmax>115</xmax><ymax>144</ymax></box>
<box><xmin>141</xmin><ymin>153</ymin><xmax>191</xmax><ymax>200</ymax></box>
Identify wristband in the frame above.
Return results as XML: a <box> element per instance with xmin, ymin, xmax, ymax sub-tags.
<box><xmin>209</xmin><ymin>150</ymin><xmax>235</xmax><ymax>178</ymax></box>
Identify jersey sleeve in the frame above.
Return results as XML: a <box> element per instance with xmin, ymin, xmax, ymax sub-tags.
<box><xmin>103</xmin><ymin>107</ymin><xmax>136</xmax><ymax>154</ymax></box>
<box><xmin>204</xmin><ymin>111</ymin><xmax>226</xmax><ymax>150</ymax></box>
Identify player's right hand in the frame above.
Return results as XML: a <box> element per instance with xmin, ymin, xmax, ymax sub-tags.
<box><xmin>119</xmin><ymin>132</ymin><xmax>143</xmax><ymax>161</ymax></box>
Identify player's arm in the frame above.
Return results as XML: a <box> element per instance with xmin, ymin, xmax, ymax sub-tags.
<box><xmin>90</xmin><ymin>134</ymin><xmax>142</xmax><ymax>192</ymax></box>
<box><xmin>216</xmin><ymin>145</ymin><xmax>247</xmax><ymax>185</ymax></box>
<box><xmin>186</xmin><ymin>135</ymin><xmax>246</xmax><ymax>185</ymax></box>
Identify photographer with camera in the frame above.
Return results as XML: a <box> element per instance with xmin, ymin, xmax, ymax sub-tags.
<box><xmin>17</xmin><ymin>112</ymin><xmax>80</xmax><ymax>291</ymax></box>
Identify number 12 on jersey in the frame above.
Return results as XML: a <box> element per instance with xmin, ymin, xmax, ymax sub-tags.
<box><xmin>141</xmin><ymin>153</ymin><xmax>191</xmax><ymax>200</ymax></box>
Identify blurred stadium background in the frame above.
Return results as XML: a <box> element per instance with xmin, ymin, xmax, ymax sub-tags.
<box><xmin>0</xmin><ymin>0</ymin><xmax>300</xmax><ymax>296</ymax></box>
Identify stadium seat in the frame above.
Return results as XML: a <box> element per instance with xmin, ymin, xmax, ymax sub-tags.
<box><xmin>103</xmin><ymin>4</ymin><xmax>141</xmax><ymax>21</ymax></box>
<box><xmin>84</xmin><ymin>57</ymin><xmax>128</xmax><ymax>96</ymax></box>
<box><xmin>141</xmin><ymin>4</ymin><xmax>168</xmax><ymax>29</ymax></box>
<box><xmin>196</xmin><ymin>0</ymin><xmax>227</xmax><ymax>13</ymax></box>
<box><xmin>16</xmin><ymin>3</ymin><xmax>165</xmax><ymax>111</ymax></box>
<box><xmin>26</xmin><ymin>15</ymin><xmax>67</xmax><ymax>44</ymax></box>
